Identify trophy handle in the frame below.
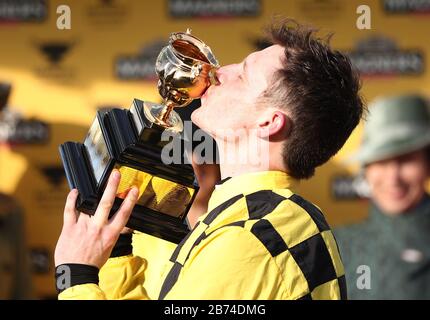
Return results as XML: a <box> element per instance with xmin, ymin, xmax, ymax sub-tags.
<box><xmin>143</xmin><ymin>100</ymin><xmax>184</xmax><ymax>133</ymax></box>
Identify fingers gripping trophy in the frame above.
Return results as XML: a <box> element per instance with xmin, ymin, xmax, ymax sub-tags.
<box><xmin>59</xmin><ymin>30</ymin><xmax>219</xmax><ymax>243</ymax></box>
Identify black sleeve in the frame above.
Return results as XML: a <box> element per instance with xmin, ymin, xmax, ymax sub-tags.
<box><xmin>55</xmin><ymin>264</ymin><xmax>99</xmax><ymax>293</ymax></box>
<box><xmin>55</xmin><ymin>234</ymin><xmax>133</xmax><ymax>293</ymax></box>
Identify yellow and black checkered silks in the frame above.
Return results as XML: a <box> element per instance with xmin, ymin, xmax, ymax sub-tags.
<box><xmin>159</xmin><ymin>171</ymin><xmax>346</xmax><ymax>299</ymax></box>
<box><xmin>59</xmin><ymin>171</ymin><xmax>346</xmax><ymax>300</ymax></box>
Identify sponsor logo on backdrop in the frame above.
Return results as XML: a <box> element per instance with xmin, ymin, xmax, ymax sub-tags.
<box><xmin>168</xmin><ymin>0</ymin><xmax>261</xmax><ymax>18</ymax></box>
<box><xmin>0</xmin><ymin>84</ymin><xmax>49</xmax><ymax>144</ymax></box>
<box><xmin>85</xmin><ymin>0</ymin><xmax>129</xmax><ymax>26</ymax></box>
<box><xmin>38</xmin><ymin>42</ymin><xmax>72</xmax><ymax>65</ymax></box>
<box><xmin>40</xmin><ymin>166</ymin><xmax>66</xmax><ymax>187</ymax></box>
<box><xmin>115</xmin><ymin>40</ymin><xmax>165</xmax><ymax>80</ymax></box>
<box><xmin>0</xmin><ymin>115</ymin><xmax>49</xmax><ymax>145</ymax></box>
<box><xmin>0</xmin><ymin>0</ymin><xmax>47</xmax><ymax>23</ymax></box>
<box><xmin>35</xmin><ymin>164</ymin><xmax>70</xmax><ymax>211</ymax></box>
<box><xmin>34</xmin><ymin>41</ymin><xmax>77</xmax><ymax>81</ymax></box>
<box><xmin>331</xmin><ymin>174</ymin><xmax>370</xmax><ymax>200</ymax></box>
<box><xmin>297</xmin><ymin>0</ymin><xmax>345</xmax><ymax>20</ymax></box>
<box><xmin>383</xmin><ymin>0</ymin><xmax>430</xmax><ymax>13</ymax></box>
<box><xmin>347</xmin><ymin>36</ymin><xmax>425</xmax><ymax>77</ymax></box>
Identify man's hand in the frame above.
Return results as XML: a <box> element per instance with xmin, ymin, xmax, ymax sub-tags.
<box><xmin>54</xmin><ymin>170</ymin><xmax>138</xmax><ymax>269</ymax></box>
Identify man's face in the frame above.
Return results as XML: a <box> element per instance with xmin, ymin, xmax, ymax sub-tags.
<box><xmin>365</xmin><ymin>150</ymin><xmax>430</xmax><ymax>215</ymax></box>
<box><xmin>191</xmin><ymin>45</ymin><xmax>285</xmax><ymax>136</ymax></box>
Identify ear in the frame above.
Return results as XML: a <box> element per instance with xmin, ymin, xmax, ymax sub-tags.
<box><xmin>256</xmin><ymin>111</ymin><xmax>289</xmax><ymax>140</ymax></box>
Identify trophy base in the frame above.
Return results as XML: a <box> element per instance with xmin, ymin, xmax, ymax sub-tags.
<box><xmin>59</xmin><ymin>142</ymin><xmax>191</xmax><ymax>243</ymax></box>
<box><xmin>59</xmin><ymin>99</ymin><xmax>197</xmax><ymax>244</ymax></box>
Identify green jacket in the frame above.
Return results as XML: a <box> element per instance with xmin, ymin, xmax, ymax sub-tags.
<box><xmin>334</xmin><ymin>194</ymin><xmax>430</xmax><ymax>299</ymax></box>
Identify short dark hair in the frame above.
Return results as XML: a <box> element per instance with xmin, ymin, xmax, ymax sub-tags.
<box><xmin>261</xmin><ymin>18</ymin><xmax>365</xmax><ymax>179</ymax></box>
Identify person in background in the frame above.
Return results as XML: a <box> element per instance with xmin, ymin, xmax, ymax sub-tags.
<box><xmin>0</xmin><ymin>195</ymin><xmax>32</xmax><ymax>299</ymax></box>
<box><xmin>335</xmin><ymin>94</ymin><xmax>430</xmax><ymax>299</ymax></box>
<box><xmin>0</xmin><ymin>82</ymin><xmax>32</xmax><ymax>299</ymax></box>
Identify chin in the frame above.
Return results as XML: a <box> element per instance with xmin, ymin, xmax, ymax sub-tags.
<box><xmin>190</xmin><ymin>108</ymin><xmax>209</xmax><ymax>132</ymax></box>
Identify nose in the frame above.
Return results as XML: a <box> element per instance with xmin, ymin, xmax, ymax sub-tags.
<box><xmin>385</xmin><ymin>161</ymin><xmax>402</xmax><ymax>185</ymax></box>
<box><xmin>215</xmin><ymin>64</ymin><xmax>238</xmax><ymax>84</ymax></box>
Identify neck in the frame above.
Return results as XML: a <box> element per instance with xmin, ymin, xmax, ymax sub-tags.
<box><xmin>215</xmin><ymin>137</ymin><xmax>285</xmax><ymax>180</ymax></box>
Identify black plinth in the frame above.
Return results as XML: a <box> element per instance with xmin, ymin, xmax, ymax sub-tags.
<box><xmin>59</xmin><ymin>99</ymin><xmax>197</xmax><ymax>244</ymax></box>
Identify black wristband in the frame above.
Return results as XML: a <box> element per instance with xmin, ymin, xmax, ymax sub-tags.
<box><xmin>110</xmin><ymin>233</ymin><xmax>133</xmax><ymax>258</ymax></box>
<box><xmin>55</xmin><ymin>264</ymin><xmax>99</xmax><ymax>294</ymax></box>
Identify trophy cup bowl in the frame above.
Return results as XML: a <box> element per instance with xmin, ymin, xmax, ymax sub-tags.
<box><xmin>59</xmin><ymin>30</ymin><xmax>219</xmax><ymax>243</ymax></box>
<box><xmin>145</xmin><ymin>29</ymin><xmax>219</xmax><ymax>133</ymax></box>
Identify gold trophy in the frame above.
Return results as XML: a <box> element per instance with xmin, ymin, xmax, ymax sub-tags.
<box><xmin>150</xmin><ymin>28</ymin><xmax>219</xmax><ymax>132</ymax></box>
<box><xmin>59</xmin><ymin>30</ymin><xmax>219</xmax><ymax>243</ymax></box>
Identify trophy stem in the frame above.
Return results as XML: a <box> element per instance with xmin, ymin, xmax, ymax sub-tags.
<box><xmin>142</xmin><ymin>101</ymin><xmax>184</xmax><ymax>134</ymax></box>
<box><xmin>160</xmin><ymin>101</ymin><xmax>175</xmax><ymax>124</ymax></box>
